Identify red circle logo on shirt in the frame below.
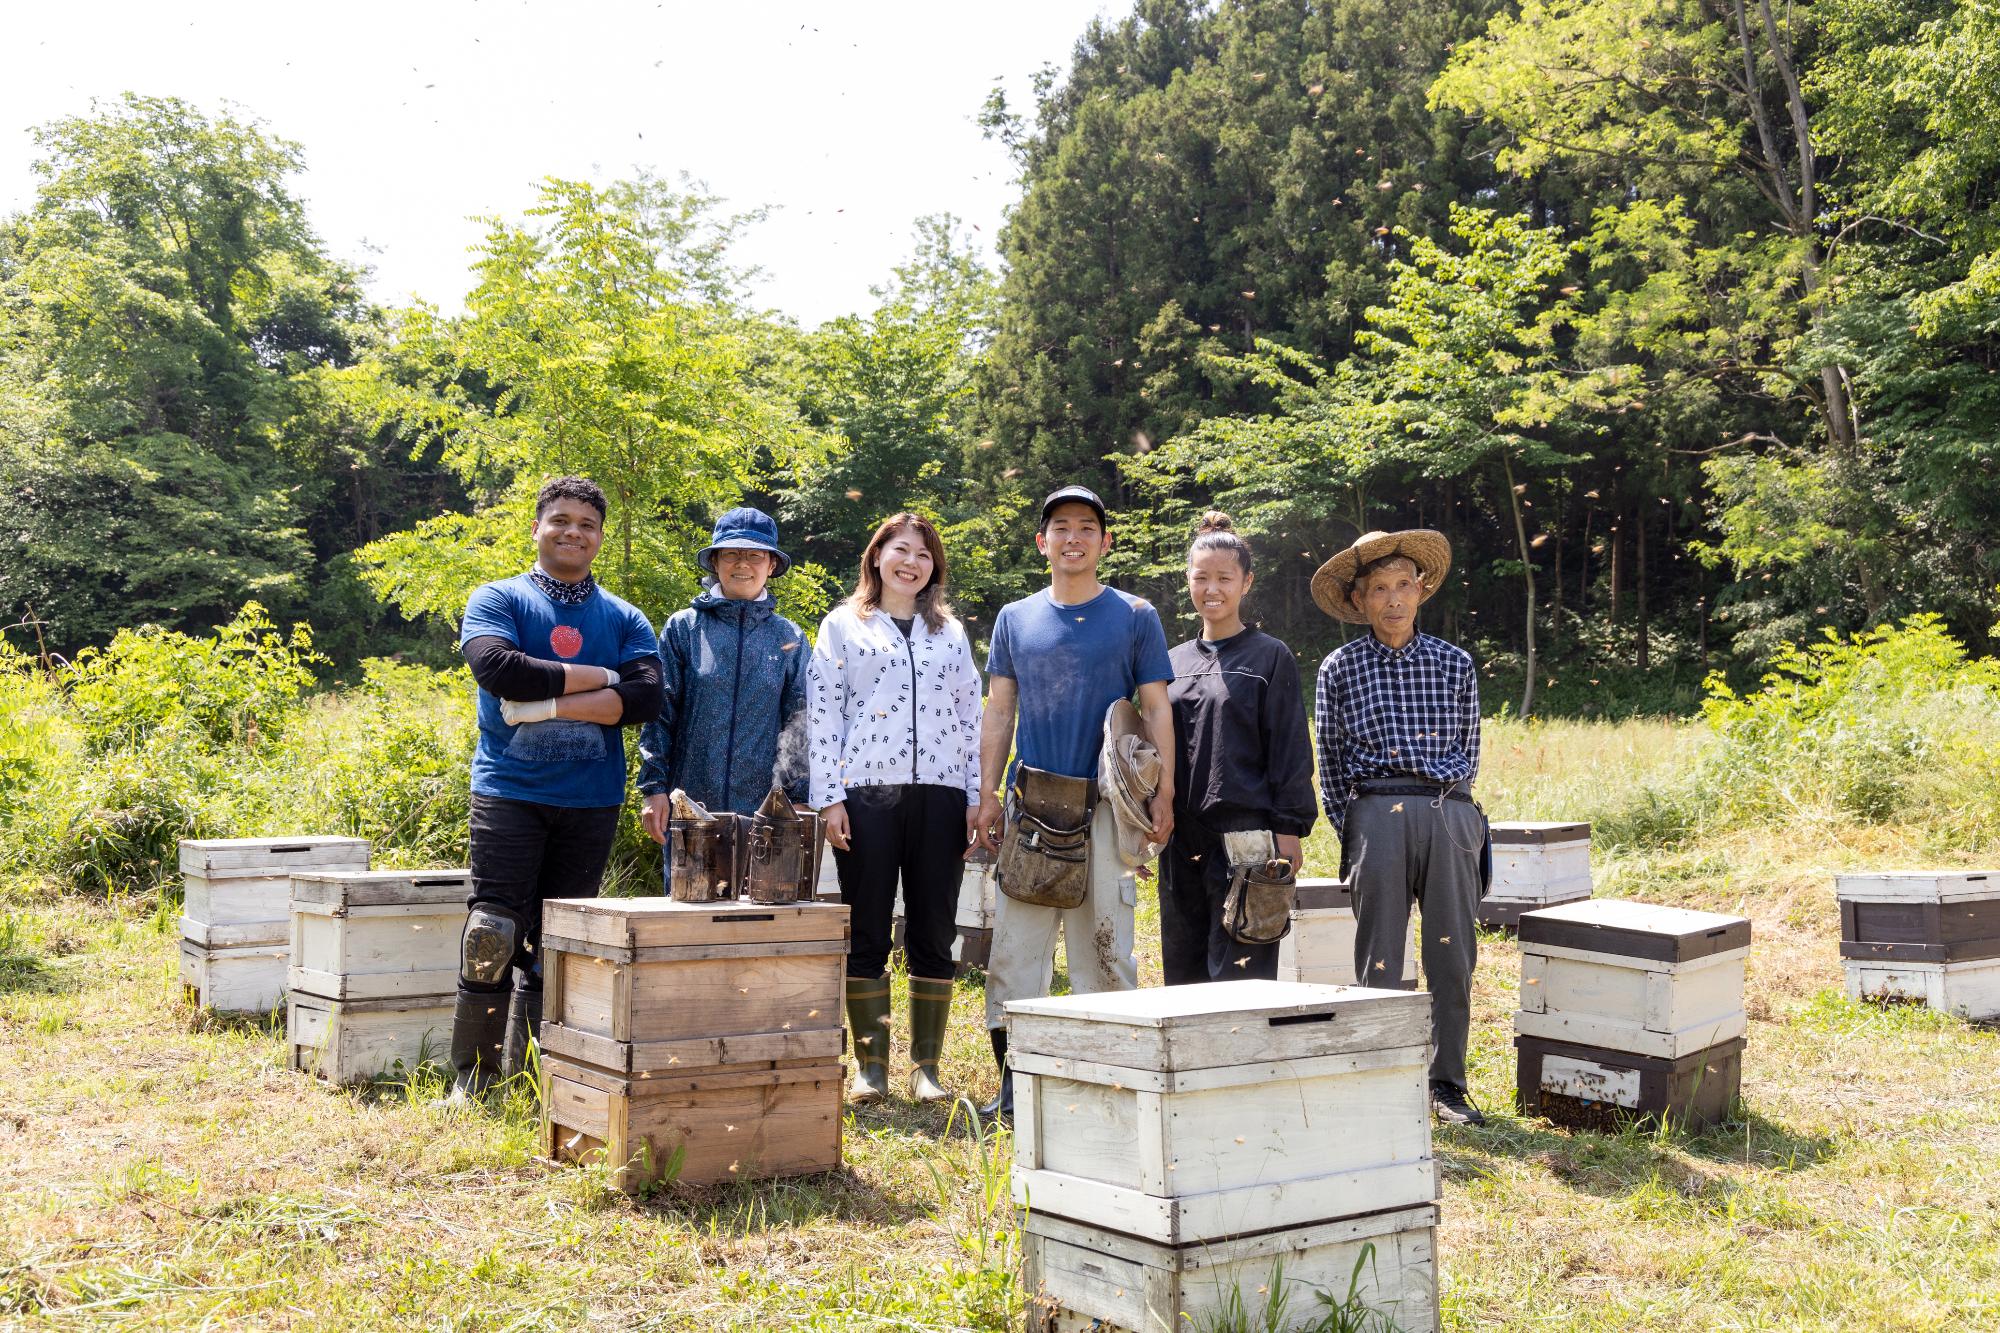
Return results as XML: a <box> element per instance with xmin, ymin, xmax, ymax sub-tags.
<box><xmin>550</xmin><ymin>625</ymin><xmax>584</xmax><ymax>659</ymax></box>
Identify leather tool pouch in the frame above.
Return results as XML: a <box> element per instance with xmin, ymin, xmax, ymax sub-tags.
<box><xmin>1219</xmin><ymin>829</ymin><xmax>1295</xmax><ymax>945</ymax></box>
<box><xmin>997</xmin><ymin>766</ymin><xmax>1095</xmax><ymax>910</ymax></box>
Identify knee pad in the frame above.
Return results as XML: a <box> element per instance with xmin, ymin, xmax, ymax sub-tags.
<box><xmin>460</xmin><ymin>905</ymin><xmax>523</xmax><ymax>988</ymax></box>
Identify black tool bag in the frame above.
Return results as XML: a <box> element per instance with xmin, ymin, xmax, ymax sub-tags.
<box><xmin>1219</xmin><ymin>828</ymin><xmax>1296</xmax><ymax>945</ymax></box>
<box><xmin>997</xmin><ymin>766</ymin><xmax>1095</xmax><ymax>910</ymax></box>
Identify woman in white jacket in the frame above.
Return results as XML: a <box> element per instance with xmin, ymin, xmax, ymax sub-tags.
<box><xmin>808</xmin><ymin>512</ymin><xmax>983</xmax><ymax>1105</ymax></box>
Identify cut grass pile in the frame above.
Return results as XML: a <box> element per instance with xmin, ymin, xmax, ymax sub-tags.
<box><xmin>2</xmin><ymin>718</ymin><xmax>1997</xmax><ymax>1330</ymax></box>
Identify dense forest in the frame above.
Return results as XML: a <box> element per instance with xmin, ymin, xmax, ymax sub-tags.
<box><xmin>3</xmin><ymin>0</ymin><xmax>1997</xmax><ymax>717</ymax></box>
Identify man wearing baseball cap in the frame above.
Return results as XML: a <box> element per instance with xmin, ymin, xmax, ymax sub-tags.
<box><xmin>1312</xmin><ymin>529</ymin><xmax>1489</xmax><ymax>1125</ymax></box>
<box><xmin>971</xmin><ymin>485</ymin><xmax>1176</xmax><ymax>1119</ymax></box>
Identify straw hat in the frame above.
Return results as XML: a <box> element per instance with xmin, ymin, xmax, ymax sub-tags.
<box><xmin>1099</xmin><ymin>699</ymin><xmax>1163</xmax><ymax>867</ymax></box>
<box><xmin>1310</xmin><ymin>529</ymin><xmax>1452</xmax><ymax>624</ymax></box>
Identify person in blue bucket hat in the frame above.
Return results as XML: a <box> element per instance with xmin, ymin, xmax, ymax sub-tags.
<box><xmin>638</xmin><ymin>508</ymin><xmax>810</xmax><ymax>847</ymax></box>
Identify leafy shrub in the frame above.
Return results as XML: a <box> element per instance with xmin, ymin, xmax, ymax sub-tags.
<box><xmin>64</xmin><ymin>602</ymin><xmax>324</xmax><ymax>752</ymax></box>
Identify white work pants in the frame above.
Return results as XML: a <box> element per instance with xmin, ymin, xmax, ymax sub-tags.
<box><xmin>984</xmin><ymin>802</ymin><xmax>1138</xmax><ymax>1029</ymax></box>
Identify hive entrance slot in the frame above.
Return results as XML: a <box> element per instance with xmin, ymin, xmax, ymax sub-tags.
<box><xmin>1268</xmin><ymin>1011</ymin><xmax>1336</xmax><ymax>1027</ymax></box>
<box><xmin>271</xmin><ymin>845</ymin><xmax>310</xmax><ymax>854</ymax></box>
<box><xmin>722</xmin><ymin>913</ymin><xmax>775</xmax><ymax>923</ymax></box>
<box><xmin>413</xmin><ymin>879</ymin><xmax>460</xmax><ymax>888</ymax></box>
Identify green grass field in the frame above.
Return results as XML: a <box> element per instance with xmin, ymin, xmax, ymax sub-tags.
<box><xmin>3</xmin><ymin>718</ymin><xmax>1997</xmax><ymax>1330</ymax></box>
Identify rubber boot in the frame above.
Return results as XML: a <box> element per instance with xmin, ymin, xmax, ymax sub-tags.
<box><xmin>907</xmin><ymin>975</ymin><xmax>954</xmax><ymax>1104</ymax></box>
<box><xmin>976</xmin><ymin>1025</ymin><xmax>1012</xmax><ymax>1122</ymax></box>
<box><xmin>502</xmin><ymin>986</ymin><xmax>542</xmax><ymax>1080</ymax></box>
<box><xmin>448</xmin><ymin>985</ymin><xmax>508</xmax><ymax>1097</ymax></box>
<box><xmin>845</xmin><ymin>977</ymin><xmax>892</xmax><ymax>1104</ymax></box>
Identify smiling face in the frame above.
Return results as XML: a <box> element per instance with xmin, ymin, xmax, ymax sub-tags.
<box><xmin>1350</xmin><ymin>554</ymin><xmax>1424</xmax><ymax>645</ymax></box>
<box><xmin>1187</xmin><ymin>547</ymin><xmax>1252</xmax><ymax>634</ymax></box>
<box><xmin>1035</xmin><ymin>502</ymin><xmax>1111</xmax><ymax>577</ymax></box>
<box><xmin>712</xmin><ymin>547</ymin><xmax>776</xmax><ymax>601</ymax></box>
<box><xmin>532</xmin><ymin>499</ymin><xmax>604</xmax><ymax>581</ymax></box>
<box><xmin>872</xmin><ymin>526</ymin><xmax>935</xmax><ymax>602</ymax></box>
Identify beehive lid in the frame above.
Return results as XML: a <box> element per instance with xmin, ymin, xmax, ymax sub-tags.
<box><xmin>1834</xmin><ymin>871</ymin><xmax>2000</xmax><ymax>904</ymax></box>
<box><xmin>290</xmin><ymin>870</ymin><xmax>471</xmax><ymax>908</ymax></box>
<box><xmin>180</xmin><ymin>837</ymin><xmax>370</xmax><ymax>877</ymax></box>
<box><xmin>1519</xmin><ymin>898</ymin><xmax>1749</xmax><ymax>964</ymax></box>
<box><xmin>1490</xmin><ymin>821</ymin><xmax>1591</xmax><ymax>845</ymax></box>
<box><xmin>542</xmin><ymin>896</ymin><xmax>850</xmax><ymax>955</ymax></box>
<box><xmin>1004</xmin><ymin>980</ymin><xmax>1429</xmax><ymax>1074</ymax></box>
<box><xmin>1293</xmin><ymin>877</ymin><xmax>1353</xmax><ymax>911</ymax></box>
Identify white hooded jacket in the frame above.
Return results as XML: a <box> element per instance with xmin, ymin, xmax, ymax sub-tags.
<box><xmin>806</xmin><ymin>601</ymin><xmax>983</xmax><ymax>810</ymax></box>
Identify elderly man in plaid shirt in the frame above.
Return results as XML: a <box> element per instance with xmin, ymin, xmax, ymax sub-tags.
<box><xmin>1312</xmin><ymin>529</ymin><xmax>1489</xmax><ymax>1125</ymax></box>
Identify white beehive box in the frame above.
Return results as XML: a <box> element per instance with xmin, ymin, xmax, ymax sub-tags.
<box><xmin>1514</xmin><ymin>899</ymin><xmax>1750</xmax><ymax>1059</ymax></box>
<box><xmin>288</xmin><ymin>870</ymin><xmax>470</xmax><ymax>1001</ymax></box>
<box><xmin>1024</xmin><ymin>1201</ymin><xmax>1439</xmax><ymax>1333</ymax></box>
<box><xmin>180</xmin><ymin>939</ymin><xmax>288</xmax><ymax>1015</ymax></box>
<box><xmin>1481</xmin><ymin>822</ymin><xmax>1592</xmax><ymax>926</ymax></box>
<box><xmin>956</xmin><ymin>848</ymin><xmax>997</xmax><ymax>930</ymax></box>
<box><xmin>1844</xmin><ymin>957</ymin><xmax>2000</xmax><ymax>1020</ymax></box>
<box><xmin>1007</xmin><ymin>980</ymin><xmax>1433</xmax><ymax>1246</ymax></box>
<box><xmin>180</xmin><ymin>836</ymin><xmax>369</xmax><ymax>948</ymax></box>
<box><xmin>1276</xmin><ymin>879</ymin><xmax>1415</xmax><ymax>986</ymax></box>
<box><xmin>289</xmin><ymin>991</ymin><xmax>456</xmax><ymax>1084</ymax></box>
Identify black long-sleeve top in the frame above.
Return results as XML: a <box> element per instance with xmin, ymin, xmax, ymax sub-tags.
<box><xmin>462</xmin><ymin>635</ymin><xmax>665</xmax><ymax>724</ymax></box>
<box><xmin>1166</xmin><ymin>627</ymin><xmax>1319</xmax><ymax>838</ymax></box>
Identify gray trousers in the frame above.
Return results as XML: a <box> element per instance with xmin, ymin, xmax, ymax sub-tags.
<box><xmin>1343</xmin><ymin>792</ymin><xmax>1485</xmax><ymax>1087</ymax></box>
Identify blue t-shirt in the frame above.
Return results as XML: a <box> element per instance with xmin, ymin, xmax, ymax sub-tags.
<box><xmin>986</xmin><ymin>586</ymin><xmax>1173</xmax><ymax>782</ymax></box>
<box><xmin>460</xmin><ymin>574</ymin><xmax>660</xmax><ymax>808</ymax></box>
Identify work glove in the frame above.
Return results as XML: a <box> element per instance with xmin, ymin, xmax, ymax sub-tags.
<box><xmin>500</xmin><ymin>697</ymin><xmax>560</xmax><ymax>726</ymax></box>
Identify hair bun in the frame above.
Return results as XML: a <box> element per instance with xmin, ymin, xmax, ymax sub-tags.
<box><xmin>1196</xmin><ymin>510</ymin><xmax>1235</xmax><ymax>535</ymax></box>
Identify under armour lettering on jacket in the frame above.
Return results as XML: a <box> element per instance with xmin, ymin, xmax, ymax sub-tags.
<box><xmin>805</xmin><ymin>602</ymin><xmax>983</xmax><ymax>810</ymax></box>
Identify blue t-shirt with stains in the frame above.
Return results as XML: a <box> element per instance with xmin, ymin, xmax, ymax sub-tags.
<box><xmin>986</xmin><ymin>585</ymin><xmax>1172</xmax><ymax>783</ymax></box>
<box><xmin>460</xmin><ymin>574</ymin><xmax>660</xmax><ymax>808</ymax></box>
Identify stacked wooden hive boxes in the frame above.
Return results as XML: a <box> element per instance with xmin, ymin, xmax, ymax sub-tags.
<box><xmin>1480</xmin><ymin>821</ymin><xmax>1594</xmax><ymax>927</ymax></box>
<box><xmin>1011</xmin><ymin>980</ymin><xmax>1439</xmax><ymax>1333</ymax></box>
<box><xmin>179</xmin><ymin>837</ymin><xmax>370</xmax><ymax>1014</ymax></box>
<box><xmin>1514</xmin><ymin>899</ymin><xmax>1750</xmax><ymax>1130</ymax></box>
<box><xmin>538</xmin><ymin>897</ymin><xmax>851</xmax><ymax>1191</ymax></box>
<box><xmin>288</xmin><ymin>869</ymin><xmax>471</xmax><ymax>1083</ymax></box>
<box><xmin>1276</xmin><ymin>878</ymin><xmax>1414</xmax><ymax>986</ymax></box>
<box><xmin>1837</xmin><ymin>871</ymin><xmax>2000</xmax><ymax>1020</ymax></box>
<box><xmin>953</xmin><ymin>846</ymin><xmax>997</xmax><ymax>971</ymax></box>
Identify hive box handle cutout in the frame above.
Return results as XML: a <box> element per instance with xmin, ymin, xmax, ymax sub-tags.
<box><xmin>271</xmin><ymin>845</ymin><xmax>310</xmax><ymax>854</ymax></box>
<box><xmin>1268</xmin><ymin>1011</ymin><xmax>1337</xmax><ymax>1027</ymax></box>
<box><xmin>719</xmin><ymin>913</ymin><xmax>775</xmax><ymax>923</ymax></box>
<box><xmin>413</xmin><ymin>879</ymin><xmax>461</xmax><ymax>888</ymax></box>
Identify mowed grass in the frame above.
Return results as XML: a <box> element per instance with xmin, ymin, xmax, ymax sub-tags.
<box><xmin>2</xmin><ymin>717</ymin><xmax>1998</xmax><ymax>1330</ymax></box>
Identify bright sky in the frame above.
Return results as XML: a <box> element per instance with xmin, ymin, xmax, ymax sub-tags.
<box><xmin>1</xmin><ymin>0</ymin><xmax>1112</xmax><ymax>328</ymax></box>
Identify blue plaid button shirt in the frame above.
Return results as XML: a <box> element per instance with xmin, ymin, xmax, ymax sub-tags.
<box><xmin>1314</xmin><ymin>632</ymin><xmax>1481</xmax><ymax>835</ymax></box>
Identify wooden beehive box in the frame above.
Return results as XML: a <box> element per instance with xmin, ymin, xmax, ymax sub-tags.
<box><xmin>1024</xmin><ymin>1202</ymin><xmax>1439</xmax><ymax>1333</ymax></box>
<box><xmin>1276</xmin><ymin>879</ymin><xmax>1415</xmax><ymax>987</ymax></box>
<box><xmin>1516</xmin><ymin>1032</ymin><xmax>1743</xmax><ymax>1132</ymax></box>
<box><xmin>179</xmin><ymin>836</ymin><xmax>369</xmax><ymax>948</ymax></box>
<box><xmin>1844</xmin><ymin>958</ymin><xmax>2000</xmax><ymax>1021</ymax></box>
<box><xmin>288</xmin><ymin>870</ymin><xmax>469</xmax><ymax>1001</ymax></box>
<box><xmin>1514</xmin><ymin>899</ymin><xmax>1750</xmax><ymax>1060</ymax></box>
<box><xmin>289</xmin><ymin>991</ymin><xmax>455</xmax><ymax>1084</ymax></box>
<box><xmin>537</xmin><ymin>897</ymin><xmax>849</xmax><ymax>1191</ymax></box>
<box><xmin>179</xmin><ymin>939</ymin><xmax>288</xmax><ymax>1015</ymax></box>
<box><xmin>1006</xmin><ymin>980</ymin><xmax>1433</xmax><ymax>1246</ymax></box>
<box><xmin>955</xmin><ymin>849</ymin><xmax>996</xmax><ymax>971</ymax></box>
<box><xmin>541</xmin><ymin>898</ymin><xmax>848</xmax><ymax>1047</ymax></box>
<box><xmin>1480</xmin><ymin>822</ymin><xmax>1592</xmax><ymax>927</ymax></box>
<box><xmin>1835</xmin><ymin>871</ymin><xmax>2000</xmax><ymax>964</ymax></box>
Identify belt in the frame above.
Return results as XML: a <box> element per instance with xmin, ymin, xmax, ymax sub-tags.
<box><xmin>1350</xmin><ymin>778</ymin><xmax>1473</xmax><ymax>804</ymax></box>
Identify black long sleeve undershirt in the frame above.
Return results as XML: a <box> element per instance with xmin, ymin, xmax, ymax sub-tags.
<box><xmin>461</xmin><ymin>636</ymin><xmax>664</xmax><ymax>726</ymax></box>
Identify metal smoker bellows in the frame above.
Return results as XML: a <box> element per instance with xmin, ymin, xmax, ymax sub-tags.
<box><xmin>666</xmin><ymin>785</ymin><xmax>823</xmax><ymax>905</ymax></box>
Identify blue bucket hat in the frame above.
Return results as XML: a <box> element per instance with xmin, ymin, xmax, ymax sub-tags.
<box><xmin>699</xmin><ymin>506</ymin><xmax>791</xmax><ymax>577</ymax></box>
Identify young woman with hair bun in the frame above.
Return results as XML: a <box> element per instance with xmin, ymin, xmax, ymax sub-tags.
<box><xmin>1158</xmin><ymin>511</ymin><xmax>1319</xmax><ymax>983</ymax></box>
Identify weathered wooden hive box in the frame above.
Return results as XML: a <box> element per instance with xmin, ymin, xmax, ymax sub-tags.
<box><xmin>538</xmin><ymin>898</ymin><xmax>849</xmax><ymax>1191</ymax></box>
<box><xmin>1514</xmin><ymin>899</ymin><xmax>1750</xmax><ymax>1130</ymax></box>
<box><xmin>1009</xmin><ymin>980</ymin><xmax>1439</xmax><ymax>1333</ymax></box>
<box><xmin>1836</xmin><ymin>871</ymin><xmax>2000</xmax><ymax>1020</ymax></box>
<box><xmin>285</xmin><ymin>869</ymin><xmax>468</xmax><ymax>1084</ymax></box>
<box><xmin>1479</xmin><ymin>822</ymin><xmax>1592</xmax><ymax>927</ymax></box>
<box><xmin>177</xmin><ymin>836</ymin><xmax>369</xmax><ymax>1013</ymax></box>
<box><xmin>1275</xmin><ymin>878</ymin><xmax>1415</xmax><ymax>987</ymax></box>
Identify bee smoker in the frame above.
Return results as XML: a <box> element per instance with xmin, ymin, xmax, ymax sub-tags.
<box><xmin>744</xmin><ymin>784</ymin><xmax>825</xmax><ymax>905</ymax></box>
<box><xmin>666</xmin><ymin>790</ymin><xmax>743</xmax><ymax>903</ymax></box>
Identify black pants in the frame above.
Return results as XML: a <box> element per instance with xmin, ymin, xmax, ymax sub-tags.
<box><xmin>833</xmin><ymin>783</ymin><xmax>966</xmax><ymax>980</ymax></box>
<box><xmin>1159</xmin><ymin>820</ymin><xmax>1280</xmax><ymax>985</ymax></box>
<box><xmin>465</xmin><ymin>794</ymin><xmax>621</xmax><ymax>993</ymax></box>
